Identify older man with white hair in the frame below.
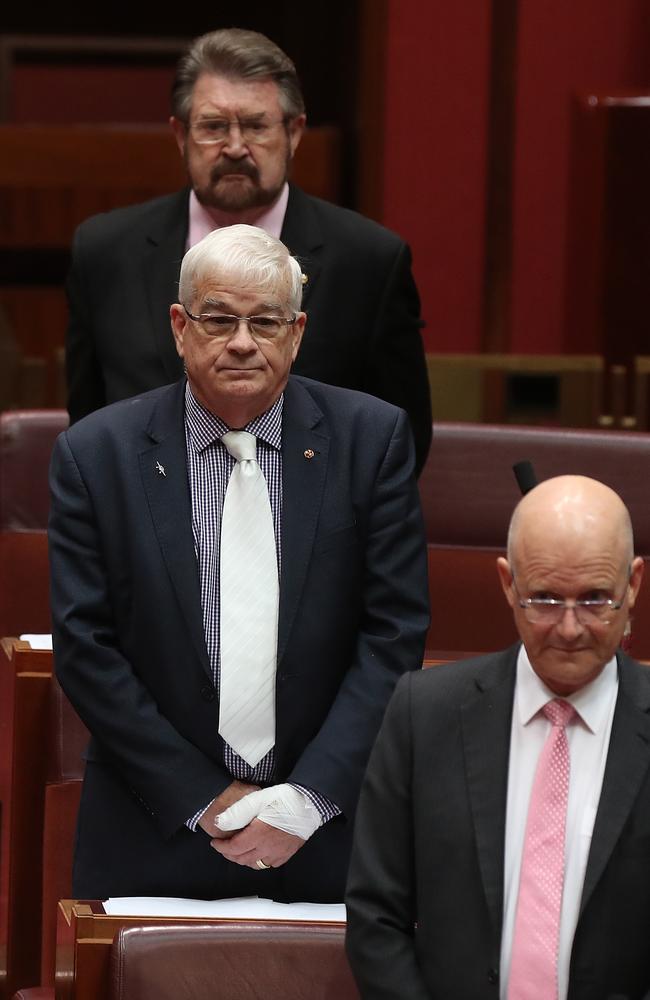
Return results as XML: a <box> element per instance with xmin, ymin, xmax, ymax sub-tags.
<box><xmin>49</xmin><ymin>224</ymin><xmax>429</xmax><ymax>903</ymax></box>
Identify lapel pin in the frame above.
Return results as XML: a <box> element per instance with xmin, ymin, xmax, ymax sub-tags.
<box><xmin>301</xmin><ymin>272</ymin><xmax>308</xmax><ymax>285</ymax></box>
<box><xmin>156</xmin><ymin>461</ymin><xmax>166</xmax><ymax>477</ymax></box>
<box><xmin>304</xmin><ymin>449</ymin><xmax>315</xmax><ymax>460</ymax></box>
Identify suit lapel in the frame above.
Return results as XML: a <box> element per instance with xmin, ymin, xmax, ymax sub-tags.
<box><xmin>579</xmin><ymin>653</ymin><xmax>650</xmax><ymax>914</ymax></box>
<box><xmin>142</xmin><ymin>189</ymin><xmax>188</xmax><ymax>383</ymax></box>
<box><xmin>277</xmin><ymin>377</ymin><xmax>329</xmax><ymax>665</ymax></box>
<box><xmin>461</xmin><ymin>649</ymin><xmax>518</xmax><ymax>937</ymax></box>
<box><xmin>138</xmin><ymin>381</ymin><xmax>210</xmax><ymax>676</ymax></box>
<box><xmin>280</xmin><ymin>185</ymin><xmax>324</xmax><ymax>312</ymax></box>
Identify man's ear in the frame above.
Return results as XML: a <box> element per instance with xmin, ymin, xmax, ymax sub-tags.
<box><xmin>290</xmin><ymin>312</ymin><xmax>307</xmax><ymax>362</ymax></box>
<box><xmin>497</xmin><ymin>556</ymin><xmax>516</xmax><ymax>609</ymax></box>
<box><xmin>287</xmin><ymin>114</ymin><xmax>306</xmax><ymax>159</ymax></box>
<box><xmin>169</xmin><ymin>116</ymin><xmax>187</xmax><ymax>158</ymax></box>
<box><xmin>627</xmin><ymin>555</ymin><xmax>645</xmax><ymax>610</ymax></box>
<box><xmin>170</xmin><ymin>303</ymin><xmax>186</xmax><ymax>359</ymax></box>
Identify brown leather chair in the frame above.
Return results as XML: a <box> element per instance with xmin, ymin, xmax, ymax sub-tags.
<box><xmin>0</xmin><ymin>408</ymin><xmax>68</xmax><ymax>635</ymax></box>
<box><xmin>419</xmin><ymin>421</ymin><xmax>650</xmax><ymax>658</ymax></box>
<box><xmin>109</xmin><ymin>922</ymin><xmax>359</xmax><ymax>1000</ymax></box>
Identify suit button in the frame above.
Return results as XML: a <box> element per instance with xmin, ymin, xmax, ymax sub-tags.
<box><xmin>487</xmin><ymin>968</ymin><xmax>499</xmax><ymax>985</ymax></box>
<box><xmin>201</xmin><ymin>685</ymin><xmax>216</xmax><ymax>702</ymax></box>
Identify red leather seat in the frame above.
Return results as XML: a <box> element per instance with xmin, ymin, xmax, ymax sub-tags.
<box><xmin>109</xmin><ymin>922</ymin><xmax>358</xmax><ymax>1000</ymax></box>
<box><xmin>419</xmin><ymin>421</ymin><xmax>650</xmax><ymax>657</ymax></box>
<box><xmin>0</xmin><ymin>409</ymin><xmax>68</xmax><ymax>635</ymax></box>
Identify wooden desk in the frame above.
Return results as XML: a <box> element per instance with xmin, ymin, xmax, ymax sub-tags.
<box><xmin>0</xmin><ymin>639</ymin><xmax>86</xmax><ymax>997</ymax></box>
<box><xmin>55</xmin><ymin>901</ymin><xmax>347</xmax><ymax>1000</ymax></box>
<box><xmin>0</xmin><ymin>639</ymin><xmax>52</xmax><ymax>999</ymax></box>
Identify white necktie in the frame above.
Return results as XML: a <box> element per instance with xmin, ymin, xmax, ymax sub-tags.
<box><xmin>218</xmin><ymin>431</ymin><xmax>278</xmax><ymax>767</ymax></box>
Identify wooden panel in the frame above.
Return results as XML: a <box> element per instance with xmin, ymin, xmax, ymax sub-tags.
<box><xmin>0</xmin><ymin>288</ymin><xmax>67</xmax><ymax>408</ymax></box>
<box><xmin>427</xmin><ymin>546</ymin><xmax>516</xmax><ymax>654</ymax></box>
<box><xmin>0</xmin><ymin>123</ymin><xmax>341</xmax><ymax>249</ymax></box>
<box><xmin>0</xmin><ymin>640</ymin><xmax>52</xmax><ymax>999</ymax></box>
<box><xmin>0</xmin><ymin>641</ymin><xmax>87</xmax><ymax>998</ymax></box>
<box><xmin>40</xmin><ymin>781</ymin><xmax>82</xmax><ymax>986</ymax></box>
<box><xmin>426</xmin><ymin>352</ymin><xmax>604</xmax><ymax>427</ymax></box>
<box><xmin>0</xmin><ymin>533</ymin><xmax>50</xmax><ymax>636</ymax></box>
<box><xmin>564</xmin><ymin>93</ymin><xmax>650</xmax><ymax>416</ymax></box>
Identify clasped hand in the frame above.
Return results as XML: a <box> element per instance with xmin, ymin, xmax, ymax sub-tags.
<box><xmin>198</xmin><ymin>781</ymin><xmax>322</xmax><ymax>871</ymax></box>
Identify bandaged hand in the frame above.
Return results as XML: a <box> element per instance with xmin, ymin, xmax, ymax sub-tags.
<box><xmin>215</xmin><ymin>783</ymin><xmax>323</xmax><ymax>840</ymax></box>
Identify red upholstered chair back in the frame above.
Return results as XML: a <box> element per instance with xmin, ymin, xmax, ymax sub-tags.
<box><xmin>419</xmin><ymin>422</ymin><xmax>650</xmax><ymax>658</ymax></box>
<box><xmin>0</xmin><ymin>409</ymin><xmax>68</xmax><ymax>634</ymax></box>
<box><xmin>109</xmin><ymin>922</ymin><xmax>359</xmax><ymax>1000</ymax></box>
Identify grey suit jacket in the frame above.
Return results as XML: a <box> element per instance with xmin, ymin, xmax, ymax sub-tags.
<box><xmin>345</xmin><ymin>645</ymin><xmax>650</xmax><ymax>1000</ymax></box>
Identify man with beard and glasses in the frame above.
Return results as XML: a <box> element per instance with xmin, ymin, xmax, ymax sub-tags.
<box><xmin>64</xmin><ymin>27</ymin><xmax>432</xmax><ymax>475</ymax></box>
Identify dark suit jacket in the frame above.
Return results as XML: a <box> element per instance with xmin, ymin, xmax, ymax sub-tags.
<box><xmin>48</xmin><ymin>375</ymin><xmax>429</xmax><ymax>901</ymax></box>
<box><xmin>65</xmin><ymin>183</ymin><xmax>432</xmax><ymax>474</ymax></box>
<box><xmin>345</xmin><ymin>645</ymin><xmax>650</xmax><ymax>1000</ymax></box>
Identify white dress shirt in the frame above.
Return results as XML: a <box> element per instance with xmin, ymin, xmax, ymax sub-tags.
<box><xmin>500</xmin><ymin>646</ymin><xmax>618</xmax><ymax>1000</ymax></box>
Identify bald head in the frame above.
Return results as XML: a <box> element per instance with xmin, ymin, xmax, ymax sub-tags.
<box><xmin>507</xmin><ymin>475</ymin><xmax>634</xmax><ymax>573</ymax></box>
<box><xmin>498</xmin><ymin>475</ymin><xmax>643</xmax><ymax>695</ymax></box>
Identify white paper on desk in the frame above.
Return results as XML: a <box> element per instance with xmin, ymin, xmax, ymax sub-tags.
<box><xmin>19</xmin><ymin>633</ymin><xmax>53</xmax><ymax>650</ymax></box>
<box><xmin>104</xmin><ymin>896</ymin><xmax>346</xmax><ymax>922</ymax></box>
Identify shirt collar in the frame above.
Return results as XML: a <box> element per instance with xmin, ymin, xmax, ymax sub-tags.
<box><xmin>184</xmin><ymin>380</ymin><xmax>283</xmax><ymax>454</ymax></box>
<box><xmin>187</xmin><ymin>183</ymin><xmax>289</xmax><ymax>249</ymax></box>
<box><xmin>515</xmin><ymin>644</ymin><xmax>618</xmax><ymax>734</ymax></box>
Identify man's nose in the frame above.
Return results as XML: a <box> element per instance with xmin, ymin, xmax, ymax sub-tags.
<box><xmin>221</xmin><ymin>123</ymin><xmax>248</xmax><ymax>156</ymax></box>
<box><xmin>555</xmin><ymin>604</ymin><xmax>584</xmax><ymax>640</ymax></box>
<box><xmin>227</xmin><ymin>319</ymin><xmax>257</xmax><ymax>351</ymax></box>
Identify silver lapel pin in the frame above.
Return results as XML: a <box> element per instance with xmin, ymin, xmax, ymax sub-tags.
<box><xmin>156</xmin><ymin>461</ymin><xmax>166</xmax><ymax>477</ymax></box>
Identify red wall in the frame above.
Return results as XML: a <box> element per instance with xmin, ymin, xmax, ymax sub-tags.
<box><xmin>381</xmin><ymin>0</ymin><xmax>650</xmax><ymax>355</ymax></box>
<box><xmin>381</xmin><ymin>2</ymin><xmax>491</xmax><ymax>352</ymax></box>
<box><xmin>512</xmin><ymin>0</ymin><xmax>650</xmax><ymax>353</ymax></box>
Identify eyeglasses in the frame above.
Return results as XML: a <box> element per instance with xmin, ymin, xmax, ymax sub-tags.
<box><xmin>512</xmin><ymin>579</ymin><xmax>627</xmax><ymax>626</ymax></box>
<box><xmin>183</xmin><ymin>306</ymin><xmax>297</xmax><ymax>341</ymax></box>
<box><xmin>187</xmin><ymin>117</ymin><xmax>288</xmax><ymax>146</ymax></box>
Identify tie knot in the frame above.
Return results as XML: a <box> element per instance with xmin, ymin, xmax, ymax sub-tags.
<box><xmin>543</xmin><ymin>698</ymin><xmax>576</xmax><ymax>728</ymax></box>
<box><xmin>222</xmin><ymin>430</ymin><xmax>257</xmax><ymax>463</ymax></box>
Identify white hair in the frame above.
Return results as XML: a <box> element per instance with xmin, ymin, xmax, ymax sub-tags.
<box><xmin>178</xmin><ymin>224</ymin><xmax>303</xmax><ymax>313</ymax></box>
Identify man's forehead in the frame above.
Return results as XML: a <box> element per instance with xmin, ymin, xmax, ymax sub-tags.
<box><xmin>514</xmin><ymin>527</ymin><xmax>626</xmax><ymax>580</ymax></box>
<box><xmin>191</xmin><ymin>73</ymin><xmax>282</xmax><ymax>114</ymax></box>
<box><xmin>196</xmin><ymin>279</ymin><xmax>286</xmax><ymax>308</ymax></box>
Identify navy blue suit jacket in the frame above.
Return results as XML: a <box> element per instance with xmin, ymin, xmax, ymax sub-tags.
<box><xmin>48</xmin><ymin>375</ymin><xmax>429</xmax><ymax>900</ymax></box>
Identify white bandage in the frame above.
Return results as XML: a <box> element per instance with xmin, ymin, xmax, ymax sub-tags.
<box><xmin>215</xmin><ymin>783</ymin><xmax>323</xmax><ymax>840</ymax></box>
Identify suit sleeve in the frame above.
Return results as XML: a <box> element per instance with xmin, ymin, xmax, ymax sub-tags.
<box><xmin>345</xmin><ymin>673</ymin><xmax>433</xmax><ymax>999</ymax></box>
<box><xmin>65</xmin><ymin>224</ymin><xmax>108</xmax><ymax>423</ymax></box>
<box><xmin>48</xmin><ymin>431</ymin><xmax>233</xmax><ymax>838</ymax></box>
<box><xmin>287</xmin><ymin>407</ymin><xmax>430</xmax><ymax>817</ymax></box>
<box><xmin>365</xmin><ymin>242</ymin><xmax>432</xmax><ymax>477</ymax></box>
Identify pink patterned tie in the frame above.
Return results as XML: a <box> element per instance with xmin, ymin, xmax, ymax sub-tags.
<box><xmin>508</xmin><ymin>698</ymin><xmax>577</xmax><ymax>1000</ymax></box>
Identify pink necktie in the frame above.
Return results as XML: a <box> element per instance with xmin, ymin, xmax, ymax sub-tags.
<box><xmin>508</xmin><ymin>698</ymin><xmax>577</xmax><ymax>1000</ymax></box>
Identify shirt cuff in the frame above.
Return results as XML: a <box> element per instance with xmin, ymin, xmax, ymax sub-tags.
<box><xmin>290</xmin><ymin>783</ymin><xmax>341</xmax><ymax>824</ymax></box>
<box><xmin>186</xmin><ymin>797</ymin><xmax>215</xmax><ymax>832</ymax></box>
